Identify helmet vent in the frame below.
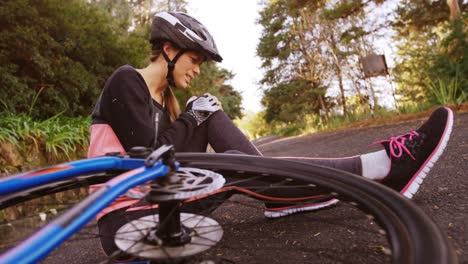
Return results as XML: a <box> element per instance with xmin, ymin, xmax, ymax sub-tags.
<box><xmin>193</xmin><ymin>30</ymin><xmax>207</xmax><ymax>41</ymax></box>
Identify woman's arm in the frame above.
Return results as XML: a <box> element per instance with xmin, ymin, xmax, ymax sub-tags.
<box><xmin>96</xmin><ymin>66</ymin><xmax>198</xmax><ymax>151</ymax></box>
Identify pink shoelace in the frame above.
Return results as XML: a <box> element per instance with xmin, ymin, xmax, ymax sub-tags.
<box><xmin>372</xmin><ymin>131</ymin><xmax>420</xmax><ymax>160</ymax></box>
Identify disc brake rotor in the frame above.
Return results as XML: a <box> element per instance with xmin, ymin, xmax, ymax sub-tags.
<box><xmin>114</xmin><ymin>213</ymin><xmax>223</xmax><ymax>260</ymax></box>
<box><xmin>146</xmin><ymin>167</ymin><xmax>226</xmax><ymax>201</ymax></box>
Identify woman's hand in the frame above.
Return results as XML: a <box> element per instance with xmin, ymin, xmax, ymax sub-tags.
<box><xmin>186</xmin><ymin>93</ymin><xmax>222</xmax><ymax>125</ymax></box>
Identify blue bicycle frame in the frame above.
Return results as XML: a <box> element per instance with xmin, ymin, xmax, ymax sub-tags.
<box><xmin>0</xmin><ymin>156</ymin><xmax>176</xmax><ymax>264</ymax></box>
<box><xmin>0</xmin><ymin>156</ymin><xmax>145</xmax><ymax>195</ymax></box>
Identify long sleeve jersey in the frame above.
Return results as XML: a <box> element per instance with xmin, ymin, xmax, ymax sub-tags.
<box><xmin>91</xmin><ymin>65</ymin><xmax>197</xmax><ymax>151</ymax></box>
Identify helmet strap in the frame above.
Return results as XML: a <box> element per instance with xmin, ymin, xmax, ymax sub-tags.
<box><xmin>162</xmin><ymin>50</ymin><xmax>185</xmax><ymax>87</ymax></box>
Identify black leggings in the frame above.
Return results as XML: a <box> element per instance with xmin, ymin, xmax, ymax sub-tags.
<box><xmin>98</xmin><ymin>111</ymin><xmax>362</xmax><ymax>256</ymax></box>
<box><xmin>182</xmin><ymin>111</ymin><xmax>361</xmax><ymax>174</ymax></box>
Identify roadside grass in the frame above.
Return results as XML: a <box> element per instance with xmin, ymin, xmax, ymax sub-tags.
<box><xmin>0</xmin><ymin>113</ymin><xmax>89</xmax><ymax>169</ymax></box>
<box><xmin>310</xmin><ymin>102</ymin><xmax>433</xmax><ymax>133</ymax></box>
<box><xmin>320</xmin><ymin>103</ymin><xmax>467</xmax><ymax>133</ymax></box>
<box><xmin>427</xmin><ymin>75</ymin><xmax>466</xmax><ymax>109</ymax></box>
<box><xmin>238</xmin><ymin>102</ymin><xmax>468</xmax><ymax>139</ymax></box>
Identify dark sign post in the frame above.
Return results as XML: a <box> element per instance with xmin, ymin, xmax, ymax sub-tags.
<box><xmin>360</xmin><ymin>54</ymin><xmax>388</xmax><ymax>78</ymax></box>
<box><xmin>360</xmin><ymin>54</ymin><xmax>397</xmax><ymax>109</ymax></box>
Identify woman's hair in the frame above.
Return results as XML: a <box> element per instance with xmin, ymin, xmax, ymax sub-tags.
<box><xmin>150</xmin><ymin>42</ymin><xmax>181</xmax><ymax>122</ymax></box>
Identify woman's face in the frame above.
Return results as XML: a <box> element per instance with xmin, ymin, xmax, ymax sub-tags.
<box><xmin>172</xmin><ymin>51</ymin><xmax>205</xmax><ymax>89</ymax></box>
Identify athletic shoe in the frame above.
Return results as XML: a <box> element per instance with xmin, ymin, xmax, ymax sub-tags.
<box><xmin>264</xmin><ymin>107</ymin><xmax>453</xmax><ymax>217</ymax></box>
<box><xmin>264</xmin><ymin>196</ymin><xmax>339</xmax><ymax>218</ymax></box>
<box><xmin>375</xmin><ymin>107</ymin><xmax>454</xmax><ymax>198</ymax></box>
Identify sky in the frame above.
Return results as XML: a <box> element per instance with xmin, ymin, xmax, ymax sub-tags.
<box><xmin>188</xmin><ymin>0</ymin><xmax>264</xmax><ymax>113</ymax></box>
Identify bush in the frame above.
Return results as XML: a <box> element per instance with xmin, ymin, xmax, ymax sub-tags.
<box><xmin>0</xmin><ymin>112</ymin><xmax>89</xmax><ymax>172</ymax></box>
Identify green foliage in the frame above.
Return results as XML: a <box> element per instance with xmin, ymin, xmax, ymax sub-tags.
<box><xmin>90</xmin><ymin>0</ymin><xmax>133</xmax><ymax>29</ymax></box>
<box><xmin>177</xmin><ymin>62</ymin><xmax>243</xmax><ymax>120</ymax></box>
<box><xmin>235</xmin><ymin>111</ymin><xmax>310</xmax><ymax>138</ymax></box>
<box><xmin>426</xmin><ymin>68</ymin><xmax>466</xmax><ymax>107</ymax></box>
<box><xmin>91</xmin><ymin>0</ymin><xmax>188</xmax><ymax>27</ymax></box>
<box><xmin>340</xmin><ymin>26</ymin><xmax>368</xmax><ymax>45</ymax></box>
<box><xmin>257</xmin><ymin>0</ymin><xmax>385</xmax><ymax>125</ymax></box>
<box><xmin>0</xmin><ymin>0</ymin><xmax>149</xmax><ymax>119</ymax></box>
<box><xmin>393</xmin><ymin>0</ymin><xmax>450</xmax><ymax>31</ymax></box>
<box><xmin>251</xmin><ymin>0</ymin><xmax>467</xmax><ymax>137</ymax></box>
<box><xmin>234</xmin><ymin>111</ymin><xmax>268</xmax><ymax>139</ymax></box>
<box><xmin>240</xmin><ymin>105</ymin><xmax>436</xmax><ymax>138</ymax></box>
<box><xmin>0</xmin><ymin>112</ymin><xmax>89</xmax><ymax>159</ymax></box>
<box><xmin>257</xmin><ymin>0</ymin><xmax>323</xmax><ymax>123</ymax></box>
<box><xmin>428</xmin><ymin>17</ymin><xmax>467</xmax><ymax>95</ymax></box>
<box><xmin>393</xmin><ymin>1</ymin><xmax>467</xmax><ymax>105</ymax></box>
<box><xmin>258</xmin><ymin>0</ymin><xmax>466</xmax><ymax>131</ymax></box>
<box><xmin>396</xmin><ymin>101</ymin><xmax>433</xmax><ymax>115</ymax></box>
<box><xmin>0</xmin><ymin>0</ymin><xmax>242</xmax><ymax>121</ymax></box>
<box><xmin>262</xmin><ymin>79</ymin><xmax>323</xmax><ymax>123</ymax></box>
<box><xmin>321</xmin><ymin>0</ymin><xmax>363</xmax><ymax>20</ymax></box>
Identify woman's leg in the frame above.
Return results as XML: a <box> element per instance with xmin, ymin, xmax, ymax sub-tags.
<box><xmin>203</xmin><ymin>111</ymin><xmax>263</xmax><ymax>155</ymax></box>
<box><xmin>279</xmin><ymin>156</ymin><xmax>363</xmax><ymax>175</ymax></box>
<box><xmin>183</xmin><ymin>110</ymin><xmax>363</xmax><ymax>176</ymax></box>
<box><xmin>200</xmin><ymin>111</ymin><xmax>364</xmax><ymax>174</ymax></box>
<box><xmin>179</xmin><ymin>111</ymin><xmax>261</xmax><ymax>155</ymax></box>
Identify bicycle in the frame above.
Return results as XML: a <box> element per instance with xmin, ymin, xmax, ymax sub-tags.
<box><xmin>0</xmin><ymin>145</ymin><xmax>457</xmax><ymax>264</ymax></box>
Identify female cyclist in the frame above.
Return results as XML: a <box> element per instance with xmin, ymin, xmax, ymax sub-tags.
<box><xmin>88</xmin><ymin>11</ymin><xmax>454</xmax><ymax>258</ymax></box>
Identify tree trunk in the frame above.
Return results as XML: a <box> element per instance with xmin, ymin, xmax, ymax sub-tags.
<box><xmin>367</xmin><ymin>79</ymin><xmax>378</xmax><ymax>116</ymax></box>
<box><xmin>447</xmin><ymin>0</ymin><xmax>461</xmax><ymax>21</ymax></box>
<box><xmin>318</xmin><ymin>94</ymin><xmax>328</xmax><ymax>125</ymax></box>
<box><xmin>328</xmin><ymin>33</ymin><xmax>348</xmax><ymax>116</ymax></box>
<box><xmin>337</xmin><ymin>69</ymin><xmax>347</xmax><ymax>116</ymax></box>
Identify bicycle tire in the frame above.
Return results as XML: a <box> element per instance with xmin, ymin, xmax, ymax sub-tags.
<box><xmin>0</xmin><ymin>153</ymin><xmax>457</xmax><ymax>264</ymax></box>
<box><xmin>174</xmin><ymin>153</ymin><xmax>457</xmax><ymax>264</ymax></box>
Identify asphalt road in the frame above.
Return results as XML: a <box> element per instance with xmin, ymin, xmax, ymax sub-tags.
<box><xmin>255</xmin><ymin>110</ymin><xmax>467</xmax><ymax>264</ymax></box>
<box><xmin>41</xmin><ymin>110</ymin><xmax>467</xmax><ymax>264</ymax></box>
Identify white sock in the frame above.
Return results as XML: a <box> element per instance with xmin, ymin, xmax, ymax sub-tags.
<box><xmin>360</xmin><ymin>150</ymin><xmax>391</xmax><ymax>180</ymax></box>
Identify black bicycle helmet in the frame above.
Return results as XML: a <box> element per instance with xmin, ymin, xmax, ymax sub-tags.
<box><xmin>150</xmin><ymin>12</ymin><xmax>222</xmax><ymax>62</ymax></box>
<box><xmin>150</xmin><ymin>12</ymin><xmax>222</xmax><ymax>86</ymax></box>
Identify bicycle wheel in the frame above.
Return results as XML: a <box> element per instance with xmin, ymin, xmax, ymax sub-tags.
<box><xmin>0</xmin><ymin>153</ymin><xmax>456</xmax><ymax>264</ymax></box>
<box><xmin>174</xmin><ymin>153</ymin><xmax>456</xmax><ymax>264</ymax></box>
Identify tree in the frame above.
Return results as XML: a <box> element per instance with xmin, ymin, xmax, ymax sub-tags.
<box><xmin>92</xmin><ymin>0</ymin><xmax>188</xmax><ymax>27</ymax></box>
<box><xmin>257</xmin><ymin>0</ymin><xmax>387</xmax><ymax>125</ymax></box>
<box><xmin>177</xmin><ymin>62</ymin><xmax>243</xmax><ymax>120</ymax></box>
<box><xmin>392</xmin><ymin>0</ymin><xmax>467</xmax><ymax>104</ymax></box>
<box><xmin>0</xmin><ymin>0</ymin><xmax>149</xmax><ymax>118</ymax></box>
<box><xmin>89</xmin><ymin>0</ymin><xmax>133</xmax><ymax>30</ymax></box>
<box><xmin>257</xmin><ymin>0</ymin><xmax>329</xmax><ymax>124</ymax></box>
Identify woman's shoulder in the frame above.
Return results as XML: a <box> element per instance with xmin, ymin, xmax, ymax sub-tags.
<box><xmin>103</xmin><ymin>65</ymin><xmax>147</xmax><ymax>95</ymax></box>
<box><xmin>105</xmin><ymin>65</ymin><xmax>145</xmax><ymax>86</ymax></box>
<box><xmin>111</xmin><ymin>65</ymin><xmax>140</xmax><ymax>79</ymax></box>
